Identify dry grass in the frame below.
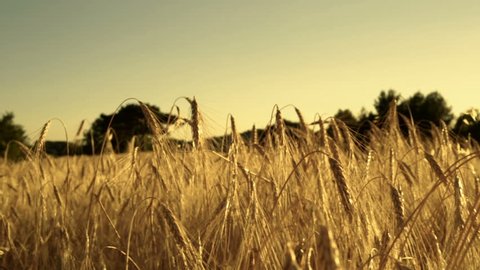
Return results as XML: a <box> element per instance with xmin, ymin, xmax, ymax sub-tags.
<box><xmin>2</xmin><ymin>100</ymin><xmax>480</xmax><ymax>269</ymax></box>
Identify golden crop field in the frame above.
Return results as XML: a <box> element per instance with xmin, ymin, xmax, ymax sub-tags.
<box><xmin>1</xmin><ymin>102</ymin><xmax>480</xmax><ymax>269</ymax></box>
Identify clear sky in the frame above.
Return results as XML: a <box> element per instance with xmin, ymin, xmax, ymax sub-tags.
<box><xmin>1</xmin><ymin>1</ymin><xmax>479</xmax><ymax>141</ymax></box>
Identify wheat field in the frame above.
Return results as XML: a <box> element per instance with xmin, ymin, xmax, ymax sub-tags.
<box><xmin>1</xmin><ymin>101</ymin><xmax>480</xmax><ymax>269</ymax></box>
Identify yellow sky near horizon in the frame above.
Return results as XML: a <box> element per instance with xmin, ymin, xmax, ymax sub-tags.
<box><xmin>1</xmin><ymin>1</ymin><xmax>479</xmax><ymax>141</ymax></box>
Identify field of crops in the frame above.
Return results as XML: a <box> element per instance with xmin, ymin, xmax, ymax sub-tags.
<box><xmin>1</xmin><ymin>102</ymin><xmax>480</xmax><ymax>269</ymax></box>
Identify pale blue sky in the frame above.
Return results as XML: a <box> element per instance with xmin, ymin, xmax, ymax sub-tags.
<box><xmin>1</xmin><ymin>1</ymin><xmax>479</xmax><ymax>141</ymax></box>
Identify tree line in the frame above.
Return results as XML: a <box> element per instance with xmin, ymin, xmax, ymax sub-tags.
<box><xmin>332</xmin><ymin>90</ymin><xmax>478</xmax><ymax>143</ymax></box>
<box><xmin>1</xmin><ymin>90</ymin><xmax>479</xmax><ymax>159</ymax></box>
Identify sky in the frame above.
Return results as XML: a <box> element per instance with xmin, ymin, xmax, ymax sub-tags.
<box><xmin>1</xmin><ymin>1</ymin><xmax>480</xmax><ymax>141</ymax></box>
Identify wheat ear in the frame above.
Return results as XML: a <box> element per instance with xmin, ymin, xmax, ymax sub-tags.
<box><xmin>250</xmin><ymin>124</ymin><xmax>258</xmax><ymax>147</ymax></box>
<box><xmin>295</xmin><ymin>107</ymin><xmax>308</xmax><ymax>135</ymax></box>
<box><xmin>187</xmin><ymin>97</ymin><xmax>202</xmax><ymax>149</ymax></box>
<box><xmin>139</xmin><ymin>102</ymin><xmax>165</xmax><ymax>136</ymax></box>
<box><xmin>424</xmin><ymin>153</ymin><xmax>448</xmax><ymax>184</ymax></box>
<box><xmin>35</xmin><ymin>120</ymin><xmax>52</xmax><ymax>158</ymax></box>
<box><xmin>389</xmin><ymin>183</ymin><xmax>405</xmax><ymax>233</ymax></box>
<box><xmin>230</xmin><ymin>115</ymin><xmax>240</xmax><ymax>146</ymax></box>
<box><xmin>338</xmin><ymin>120</ymin><xmax>354</xmax><ymax>156</ymax></box>
<box><xmin>454</xmin><ymin>174</ymin><xmax>467</xmax><ymax>228</ymax></box>
<box><xmin>275</xmin><ymin>107</ymin><xmax>286</xmax><ymax>147</ymax></box>
<box><xmin>317</xmin><ymin>117</ymin><xmax>330</xmax><ymax>153</ymax></box>
<box><xmin>328</xmin><ymin>139</ymin><xmax>354</xmax><ymax>218</ymax></box>
<box><xmin>160</xmin><ymin>203</ymin><xmax>203</xmax><ymax>269</ymax></box>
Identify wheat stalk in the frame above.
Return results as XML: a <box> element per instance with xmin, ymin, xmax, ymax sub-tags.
<box><xmin>230</xmin><ymin>115</ymin><xmax>240</xmax><ymax>147</ymax></box>
<box><xmin>387</xmin><ymin>99</ymin><xmax>399</xmax><ymax>133</ymax></box>
<box><xmin>316</xmin><ymin>117</ymin><xmax>330</xmax><ymax>153</ymax></box>
<box><xmin>378</xmin><ymin>230</ymin><xmax>392</xmax><ymax>269</ymax></box>
<box><xmin>35</xmin><ymin>120</ymin><xmax>52</xmax><ymax>158</ymax></box>
<box><xmin>330</xmin><ymin>119</ymin><xmax>343</xmax><ymax>146</ymax></box>
<box><xmin>187</xmin><ymin>97</ymin><xmax>202</xmax><ymax>149</ymax></box>
<box><xmin>160</xmin><ymin>203</ymin><xmax>204</xmax><ymax>269</ymax></box>
<box><xmin>315</xmin><ymin>225</ymin><xmax>341</xmax><ymax>270</ymax></box>
<box><xmin>389</xmin><ymin>148</ymin><xmax>396</xmax><ymax>182</ymax></box>
<box><xmin>454</xmin><ymin>174</ymin><xmax>467</xmax><ymax>228</ymax></box>
<box><xmin>139</xmin><ymin>102</ymin><xmax>165</xmax><ymax>145</ymax></box>
<box><xmin>328</xmin><ymin>139</ymin><xmax>354</xmax><ymax>218</ymax></box>
<box><xmin>440</xmin><ymin>121</ymin><xmax>451</xmax><ymax>149</ymax></box>
<box><xmin>275</xmin><ymin>107</ymin><xmax>286</xmax><ymax>147</ymax></box>
<box><xmin>469</xmin><ymin>165</ymin><xmax>480</xmax><ymax>196</ymax></box>
<box><xmin>424</xmin><ymin>153</ymin><xmax>448</xmax><ymax>184</ymax></box>
<box><xmin>250</xmin><ymin>124</ymin><xmax>258</xmax><ymax>147</ymax></box>
<box><xmin>283</xmin><ymin>242</ymin><xmax>302</xmax><ymax>270</ymax></box>
<box><xmin>295</xmin><ymin>107</ymin><xmax>308</xmax><ymax>135</ymax></box>
<box><xmin>389</xmin><ymin>183</ymin><xmax>405</xmax><ymax>233</ymax></box>
<box><xmin>338</xmin><ymin>120</ymin><xmax>354</xmax><ymax>157</ymax></box>
<box><xmin>75</xmin><ymin>119</ymin><xmax>85</xmax><ymax>137</ymax></box>
<box><xmin>432</xmin><ymin>232</ymin><xmax>447</xmax><ymax>268</ymax></box>
<box><xmin>52</xmin><ymin>184</ymin><xmax>63</xmax><ymax>207</ymax></box>
<box><xmin>364</xmin><ymin>149</ymin><xmax>373</xmax><ymax>180</ymax></box>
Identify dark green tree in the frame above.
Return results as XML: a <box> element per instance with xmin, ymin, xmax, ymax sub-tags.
<box><xmin>0</xmin><ymin>112</ymin><xmax>28</xmax><ymax>160</ymax></box>
<box><xmin>84</xmin><ymin>103</ymin><xmax>176</xmax><ymax>154</ymax></box>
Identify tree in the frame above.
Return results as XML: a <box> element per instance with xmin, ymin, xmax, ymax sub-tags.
<box><xmin>333</xmin><ymin>109</ymin><xmax>358</xmax><ymax>128</ymax></box>
<box><xmin>372</xmin><ymin>90</ymin><xmax>453</xmax><ymax>135</ymax></box>
<box><xmin>327</xmin><ymin>109</ymin><xmax>359</xmax><ymax>143</ymax></box>
<box><xmin>0</xmin><ymin>112</ymin><xmax>28</xmax><ymax>160</ymax></box>
<box><xmin>84</xmin><ymin>103</ymin><xmax>176</xmax><ymax>154</ymax></box>
<box><xmin>374</xmin><ymin>90</ymin><xmax>402</xmax><ymax>117</ymax></box>
<box><xmin>398</xmin><ymin>91</ymin><xmax>453</xmax><ymax>128</ymax></box>
<box><xmin>453</xmin><ymin>109</ymin><xmax>480</xmax><ymax>143</ymax></box>
<box><xmin>356</xmin><ymin>108</ymin><xmax>377</xmax><ymax>143</ymax></box>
